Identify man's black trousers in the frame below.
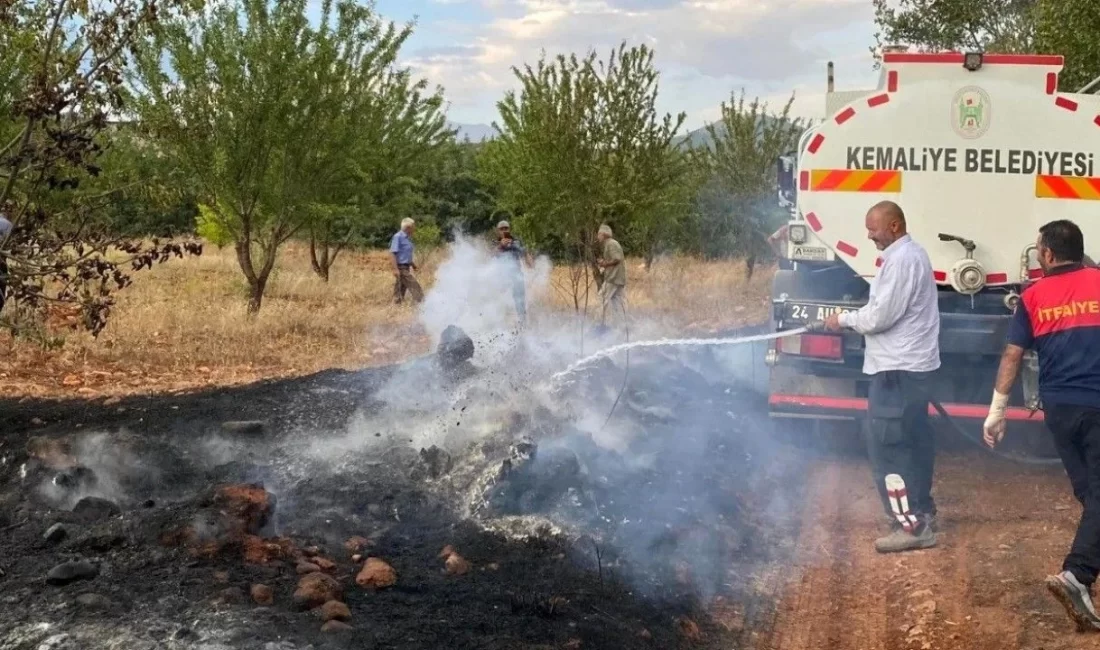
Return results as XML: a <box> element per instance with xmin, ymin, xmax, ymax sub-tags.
<box><xmin>864</xmin><ymin>370</ymin><xmax>937</xmax><ymax>521</ymax></box>
<box><xmin>1046</xmin><ymin>404</ymin><xmax>1100</xmax><ymax>587</ymax></box>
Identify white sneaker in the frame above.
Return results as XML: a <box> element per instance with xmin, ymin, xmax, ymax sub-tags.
<box><xmin>1045</xmin><ymin>571</ymin><xmax>1100</xmax><ymax>632</ymax></box>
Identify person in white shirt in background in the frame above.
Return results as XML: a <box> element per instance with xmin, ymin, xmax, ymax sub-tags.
<box><xmin>823</xmin><ymin>200</ymin><xmax>942</xmax><ymax>553</ymax></box>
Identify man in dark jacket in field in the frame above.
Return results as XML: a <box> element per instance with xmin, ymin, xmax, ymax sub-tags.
<box><xmin>495</xmin><ymin>220</ymin><xmax>529</xmax><ymax>325</ymax></box>
<box><xmin>0</xmin><ymin>213</ymin><xmax>11</xmax><ymax>313</ymax></box>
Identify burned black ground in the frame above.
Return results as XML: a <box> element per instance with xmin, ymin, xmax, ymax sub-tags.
<box><xmin>0</xmin><ymin>344</ymin><xmax>813</xmax><ymax>650</ymax></box>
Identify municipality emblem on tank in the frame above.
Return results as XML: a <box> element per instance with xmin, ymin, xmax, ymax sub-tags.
<box><xmin>952</xmin><ymin>86</ymin><xmax>991</xmax><ymax>139</ymax></box>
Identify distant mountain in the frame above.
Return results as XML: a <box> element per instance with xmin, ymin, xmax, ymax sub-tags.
<box><xmin>675</xmin><ymin>115</ymin><xmax>812</xmax><ymax>150</ymax></box>
<box><xmin>675</xmin><ymin>124</ymin><xmax>723</xmax><ymax>149</ymax></box>
<box><xmin>449</xmin><ymin>122</ymin><xmax>497</xmax><ymax>142</ymax></box>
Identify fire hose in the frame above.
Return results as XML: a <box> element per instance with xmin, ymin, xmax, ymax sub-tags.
<box><xmin>927</xmin><ymin>398</ymin><xmax>1062</xmax><ymax>465</ymax></box>
<box><xmin>802</xmin><ymin>321</ymin><xmax>1062</xmax><ymax>466</ymax></box>
<box><xmin>582</xmin><ymin>321</ymin><xmax>1060</xmax><ymax>466</ymax></box>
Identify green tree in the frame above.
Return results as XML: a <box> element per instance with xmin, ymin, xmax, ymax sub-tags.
<box><xmin>871</xmin><ymin>0</ymin><xmax>1037</xmax><ymax>59</ymax></box>
<box><xmin>135</xmin><ymin>0</ymin><xmax>436</xmax><ymax>309</ymax></box>
<box><xmin>1034</xmin><ymin>0</ymin><xmax>1100</xmax><ymax>91</ymax></box>
<box><xmin>871</xmin><ymin>0</ymin><xmax>1100</xmax><ymax>92</ymax></box>
<box><xmin>423</xmin><ymin>141</ymin><xmax>499</xmax><ymax>239</ymax></box>
<box><xmin>696</xmin><ymin>91</ymin><xmax>805</xmax><ymax>277</ymax></box>
<box><xmin>83</xmin><ymin>124</ymin><xmax>199</xmax><ymax>238</ymax></box>
<box><xmin>305</xmin><ymin>19</ymin><xmax>450</xmax><ymax>282</ymax></box>
<box><xmin>0</xmin><ymin>0</ymin><xmax>201</xmax><ymax>335</ymax></box>
<box><xmin>480</xmin><ymin>42</ymin><xmax>688</xmax><ymax>307</ymax></box>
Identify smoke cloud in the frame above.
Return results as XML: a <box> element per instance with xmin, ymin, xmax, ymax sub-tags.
<box><xmin>306</xmin><ymin>232</ymin><xmax>799</xmax><ymax>605</ymax></box>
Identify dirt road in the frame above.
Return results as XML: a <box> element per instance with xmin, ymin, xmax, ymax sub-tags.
<box><xmin>761</xmin><ymin>451</ymin><xmax>1098</xmax><ymax>650</ymax></box>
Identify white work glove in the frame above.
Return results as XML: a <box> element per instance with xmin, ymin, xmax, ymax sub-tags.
<box><xmin>983</xmin><ymin>390</ymin><xmax>1009</xmax><ymax>448</ymax></box>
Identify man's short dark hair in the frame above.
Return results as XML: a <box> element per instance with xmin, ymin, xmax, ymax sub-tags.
<box><xmin>1039</xmin><ymin>219</ymin><xmax>1085</xmax><ymax>263</ymax></box>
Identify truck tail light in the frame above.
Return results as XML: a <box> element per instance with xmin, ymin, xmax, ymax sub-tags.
<box><xmin>777</xmin><ymin>333</ymin><xmax>843</xmax><ymax>359</ymax></box>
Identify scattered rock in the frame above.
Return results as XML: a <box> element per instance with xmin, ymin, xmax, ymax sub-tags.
<box><xmin>565</xmin><ymin>639</ymin><xmax>582</xmax><ymax>650</ymax></box>
<box><xmin>44</xmin><ymin>523</ymin><xmax>68</xmax><ymax>544</ymax></box>
<box><xmin>314</xmin><ymin>557</ymin><xmax>336</xmax><ymax>572</ymax></box>
<box><xmin>356</xmin><ymin>557</ymin><xmax>396</xmax><ymax>589</ymax></box>
<box><xmin>320</xmin><ymin>600</ymin><xmax>351</xmax><ymax>622</ymax></box>
<box><xmin>294</xmin><ymin>572</ymin><xmax>343</xmax><ymax>610</ymax></box>
<box><xmin>344</xmin><ymin>536</ymin><xmax>370</xmax><ymax>553</ymax></box>
<box><xmin>304</xmin><ymin>546</ymin><xmax>321</xmax><ymax>556</ymax></box>
<box><xmin>251</xmin><ymin>584</ymin><xmax>274</xmax><ymax>606</ymax></box>
<box><xmin>103</xmin><ymin>396</ymin><xmax>122</xmax><ymax>406</ymax></box>
<box><xmin>221</xmin><ymin>421</ymin><xmax>266</xmax><ymax>435</ymax></box>
<box><xmin>444</xmin><ymin>553</ymin><xmax>470</xmax><ymax>576</ymax></box>
<box><xmin>908</xmin><ymin>625</ymin><xmax>924</xmax><ymax>637</ymax></box>
<box><xmin>242</xmin><ymin>535</ymin><xmax>296</xmax><ymax>565</ymax></box>
<box><xmin>46</xmin><ymin>561</ymin><xmax>98</xmax><ymax>586</ymax></box>
<box><xmin>296</xmin><ymin>562</ymin><xmax>321</xmax><ymax>575</ymax></box>
<box><xmin>162</xmin><ymin>485</ymin><xmax>278</xmax><ymax>560</ymax></box>
<box><xmin>351</xmin><ymin>554</ymin><xmax>362</xmax><ymax>563</ymax></box>
<box><xmin>486</xmin><ymin>563</ymin><xmax>500</xmax><ymax>572</ymax></box>
<box><xmin>71</xmin><ymin>496</ymin><xmax>121</xmax><ymax>522</ymax></box>
<box><xmin>677</xmin><ymin>618</ymin><xmax>703</xmax><ymax>643</ymax></box>
<box><xmin>437</xmin><ymin>325</ymin><xmax>474</xmax><ymax>370</ymax></box>
<box><xmin>75</xmin><ymin>593</ymin><xmax>112</xmax><ymax>610</ymax></box>
<box><xmin>438</xmin><ymin>545</ymin><xmax>456</xmax><ymax>559</ymax></box>
<box><xmin>31</xmin><ymin>417</ymin><xmax>45</xmax><ymax>426</ymax></box>
<box><xmin>212</xmin><ymin>484</ymin><xmax>275</xmax><ymax>536</ymax></box>
<box><xmin>217</xmin><ymin>587</ymin><xmax>244</xmax><ymax>603</ymax></box>
<box><xmin>321</xmin><ymin>620</ymin><xmax>352</xmax><ymax>633</ymax></box>
<box><xmin>77</xmin><ymin>533</ymin><xmax>125</xmax><ymax>552</ymax></box>
<box><xmin>417</xmin><ymin>446</ymin><xmax>454</xmax><ymax>479</ymax></box>
<box><xmin>639</xmin><ymin>629</ymin><xmax>652</xmax><ymax>640</ymax></box>
<box><xmin>53</xmin><ymin>466</ymin><xmax>97</xmax><ymax>492</ymax></box>
<box><xmin>915</xmin><ymin>600</ymin><xmax>937</xmax><ymax>615</ymax></box>
<box><xmin>214</xmin><ymin>571</ymin><xmax>230</xmax><ymax>584</ymax></box>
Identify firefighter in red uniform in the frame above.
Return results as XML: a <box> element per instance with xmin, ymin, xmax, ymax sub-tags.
<box><xmin>985</xmin><ymin>219</ymin><xmax>1100</xmax><ymax>633</ymax></box>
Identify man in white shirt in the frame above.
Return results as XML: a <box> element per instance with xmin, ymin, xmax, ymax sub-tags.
<box><xmin>823</xmin><ymin>200</ymin><xmax>941</xmax><ymax>553</ymax></box>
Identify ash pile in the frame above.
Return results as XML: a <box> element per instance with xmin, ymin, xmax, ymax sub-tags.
<box><xmin>0</xmin><ymin>326</ymin><xmax>808</xmax><ymax>650</ymax></box>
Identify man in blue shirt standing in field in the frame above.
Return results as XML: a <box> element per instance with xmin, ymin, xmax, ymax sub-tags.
<box><xmin>495</xmin><ymin>220</ymin><xmax>529</xmax><ymax>326</ymax></box>
<box><xmin>390</xmin><ymin>217</ymin><xmax>423</xmax><ymax>305</ymax></box>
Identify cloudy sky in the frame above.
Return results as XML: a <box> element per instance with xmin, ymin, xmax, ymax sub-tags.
<box><xmin>371</xmin><ymin>0</ymin><xmax>883</xmax><ymax>130</ymax></box>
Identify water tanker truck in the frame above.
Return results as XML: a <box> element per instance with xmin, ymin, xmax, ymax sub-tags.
<box><xmin>768</xmin><ymin>50</ymin><xmax>1100</xmax><ymax>440</ymax></box>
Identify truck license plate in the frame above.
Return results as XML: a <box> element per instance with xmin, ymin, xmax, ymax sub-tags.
<box><xmin>790</xmin><ymin>245</ymin><xmax>828</xmax><ymax>261</ymax></box>
<box><xmin>786</xmin><ymin>303</ymin><xmax>856</xmax><ymax>322</ymax></box>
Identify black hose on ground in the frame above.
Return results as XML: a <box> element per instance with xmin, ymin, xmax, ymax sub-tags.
<box><xmin>805</xmin><ymin>321</ymin><xmax>1061</xmax><ymax>467</ymax></box>
<box><xmin>928</xmin><ymin>398</ymin><xmax>1063</xmax><ymax>466</ymax></box>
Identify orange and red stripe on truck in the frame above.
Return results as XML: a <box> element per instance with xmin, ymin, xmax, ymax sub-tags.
<box><xmin>1035</xmin><ymin>175</ymin><xmax>1100</xmax><ymax>200</ymax></box>
<box><xmin>803</xmin><ymin>169</ymin><xmax>902</xmax><ymax>193</ymax></box>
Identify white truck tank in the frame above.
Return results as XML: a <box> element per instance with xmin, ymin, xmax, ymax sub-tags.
<box><xmin>797</xmin><ymin>52</ymin><xmax>1100</xmax><ymax>291</ymax></box>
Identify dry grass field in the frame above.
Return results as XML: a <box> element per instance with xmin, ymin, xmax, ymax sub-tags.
<box><xmin>0</xmin><ymin>240</ymin><xmax>775</xmax><ymax>399</ymax></box>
